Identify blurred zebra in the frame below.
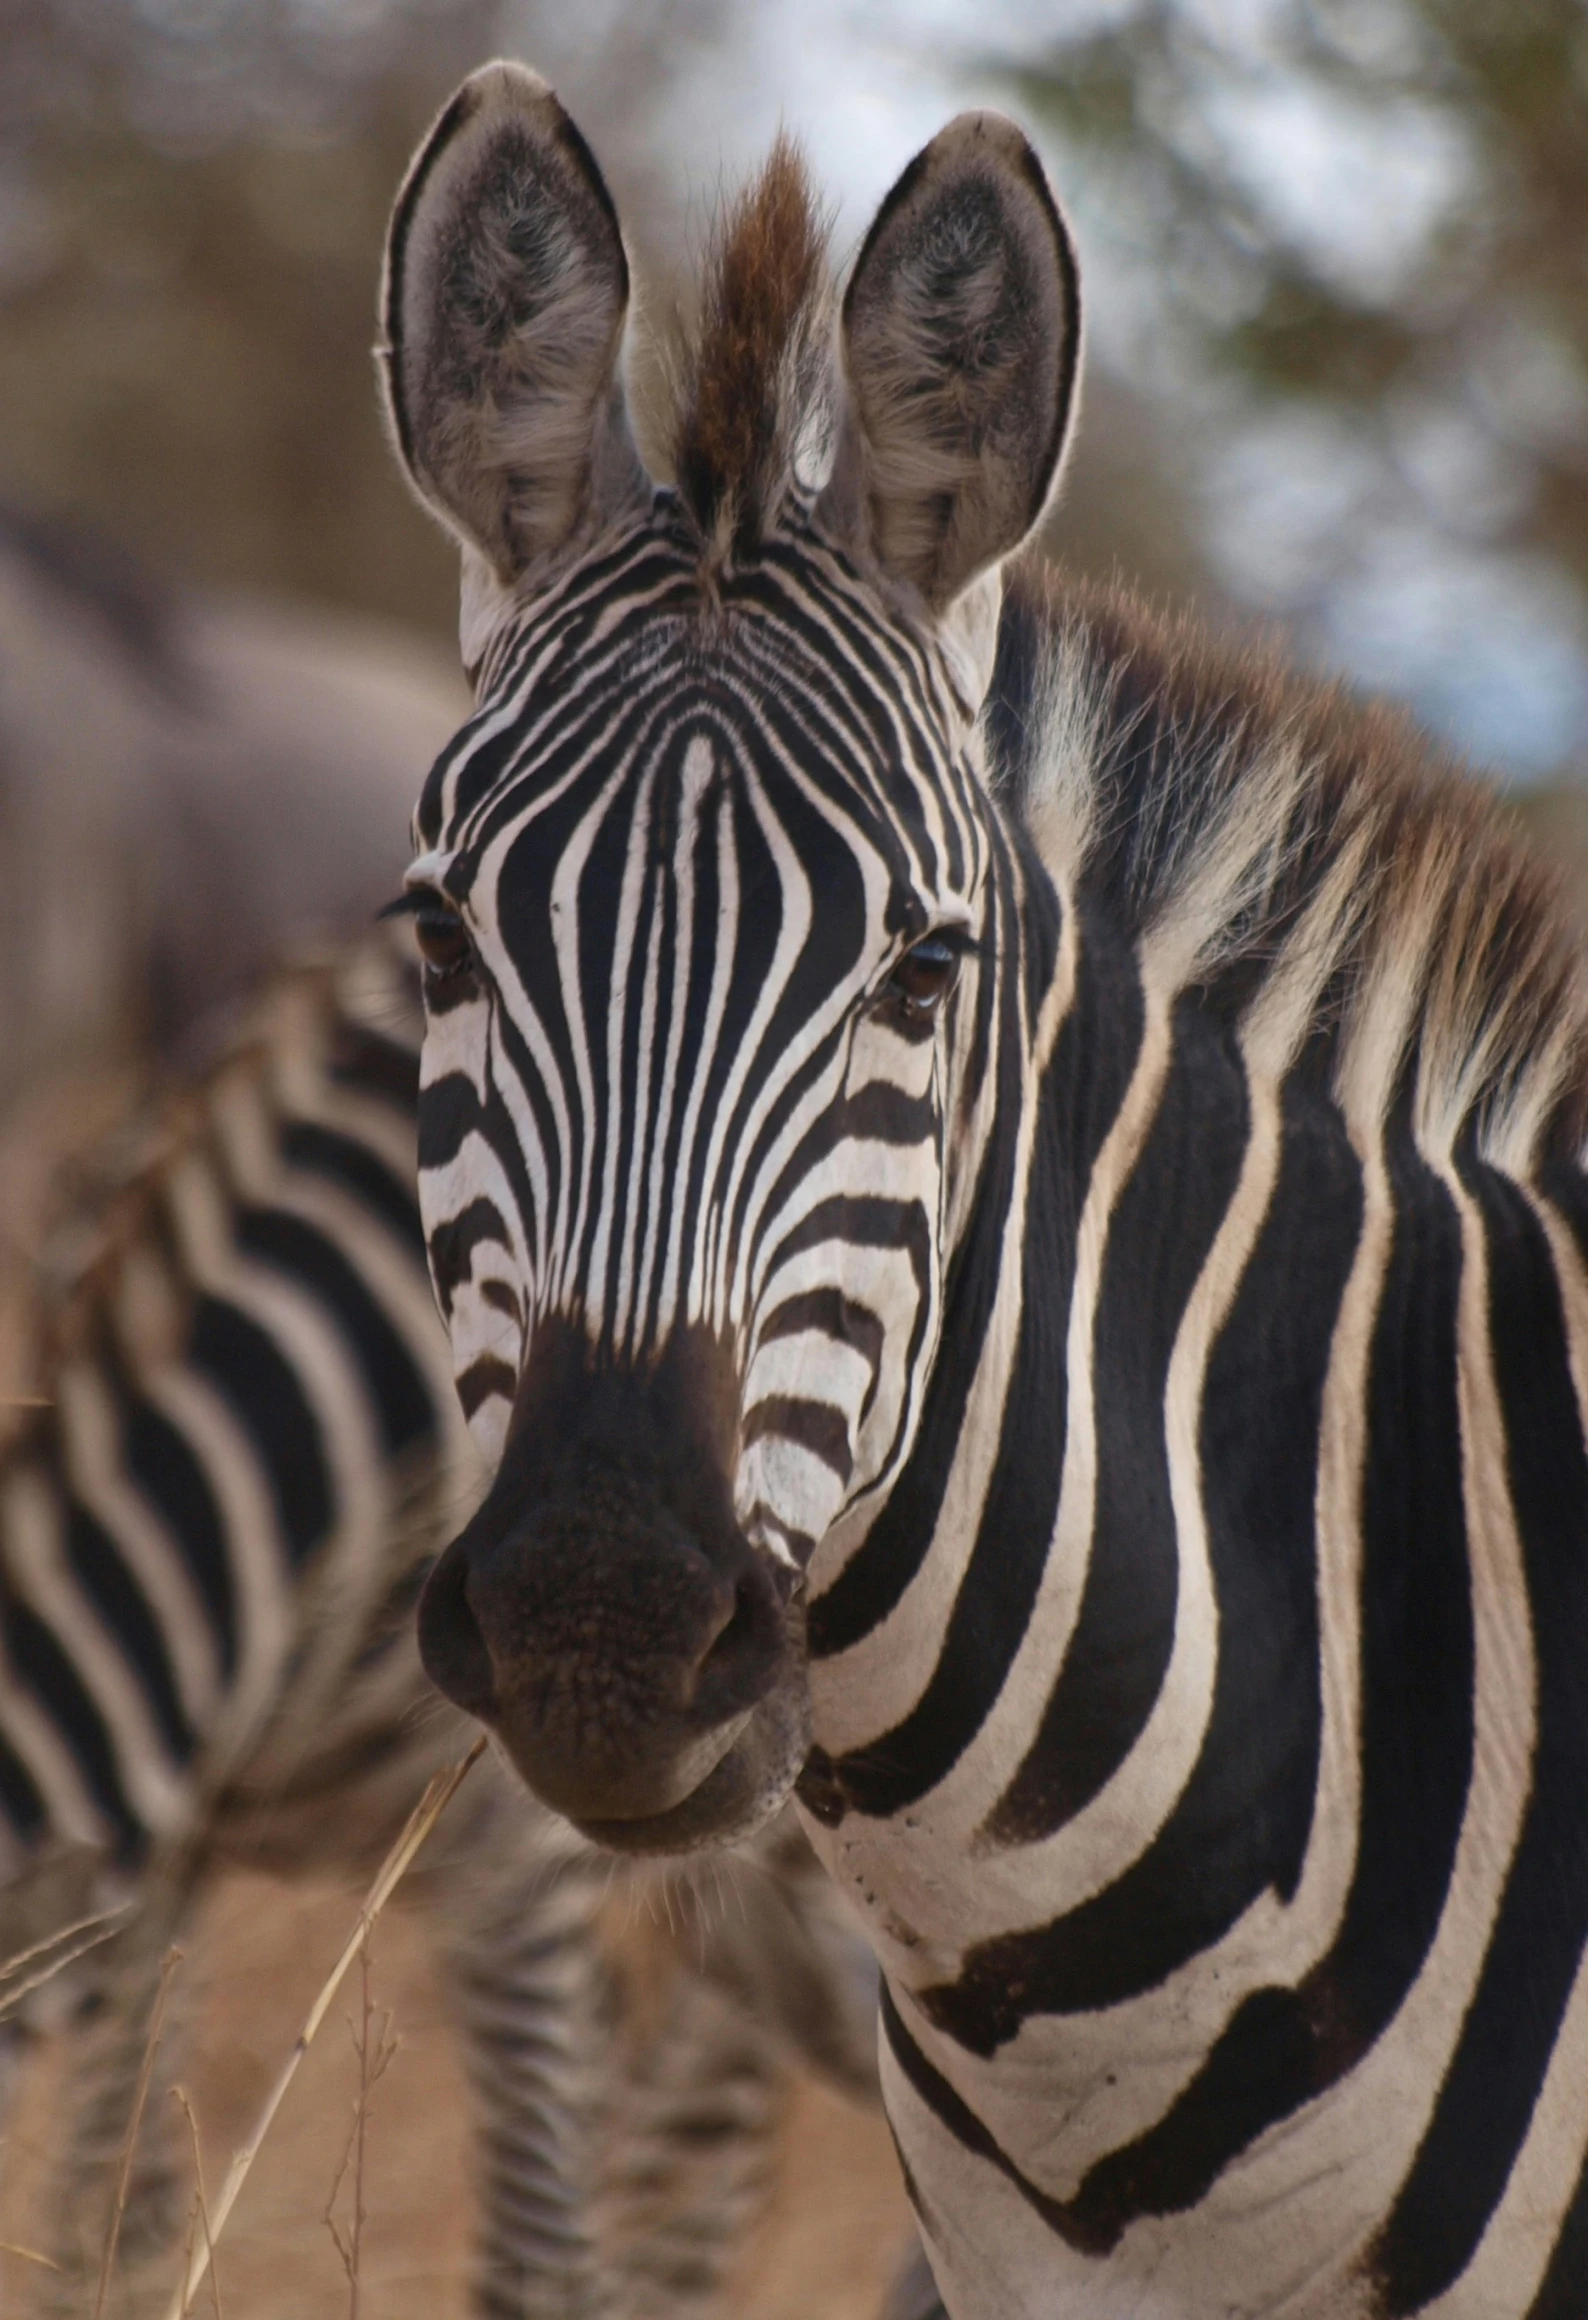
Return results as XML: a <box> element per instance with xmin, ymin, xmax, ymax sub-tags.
<box><xmin>1</xmin><ymin>926</ymin><xmax>878</xmax><ymax>2317</ymax></box>
<box><xmin>0</xmin><ymin>515</ymin><xmax>884</xmax><ymax>2316</ymax></box>
<box><xmin>0</xmin><ymin>500</ymin><xmax>468</xmax><ymax>1114</ymax></box>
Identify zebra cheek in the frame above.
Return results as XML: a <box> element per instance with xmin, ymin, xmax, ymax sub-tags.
<box><xmin>464</xmin><ymin>1387</ymin><xmax>513</xmax><ymax>1473</ymax></box>
<box><xmin>737</xmin><ymin>1433</ymin><xmax>850</xmax><ymax>1559</ymax></box>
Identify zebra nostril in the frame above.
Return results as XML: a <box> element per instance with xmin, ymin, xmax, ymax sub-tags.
<box><xmin>418</xmin><ymin>1537</ymin><xmax>497</xmax><ymax>1716</ymax></box>
<box><xmin>690</xmin><ymin>1562</ymin><xmax>786</xmax><ymax>1723</ymax></box>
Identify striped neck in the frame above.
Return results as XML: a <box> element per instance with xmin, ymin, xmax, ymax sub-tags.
<box><xmin>789</xmin><ymin>566</ymin><xmax>1588</xmax><ymax>2315</ymax></box>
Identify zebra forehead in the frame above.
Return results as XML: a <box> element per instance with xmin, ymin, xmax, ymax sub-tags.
<box><xmin>427</xmin><ymin>580</ymin><xmax>979</xmax><ymax>888</ymax></box>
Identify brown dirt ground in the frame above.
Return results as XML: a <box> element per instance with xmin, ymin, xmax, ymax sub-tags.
<box><xmin>0</xmin><ymin>1864</ymin><xmax>912</xmax><ymax>2318</ymax></box>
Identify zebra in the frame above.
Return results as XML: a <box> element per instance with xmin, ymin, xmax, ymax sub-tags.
<box><xmin>0</xmin><ymin>923</ymin><xmax>880</xmax><ymax>2315</ymax></box>
<box><xmin>381</xmin><ymin>60</ymin><xmax>1588</xmax><ymax>2320</ymax></box>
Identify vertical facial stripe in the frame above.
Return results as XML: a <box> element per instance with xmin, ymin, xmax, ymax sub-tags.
<box><xmin>416</xmin><ymin>510</ymin><xmax>986</xmax><ymax>1576</ymax></box>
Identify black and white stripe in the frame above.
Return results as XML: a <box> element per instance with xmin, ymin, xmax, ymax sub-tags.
<box><xmin>383</xmin><ymin>72</ymin><xmax>1588</xmax><ymax>2320</ymax></box>
<box><xmin>0</xmin><ymin>934</ymin><xmax>471</xmax><ymax>1877</ymax></box>
<box><xmin>0</xmin><ymin>930</ymin><xmax>597</xmax><ymax>2315</ymax></box>
<box><xmin>815</xmin><ymin>568</ymin><xmax>1588</xmax><ymax>2320</ymax></box>
<box><xmin>0</xmin><ymin>931</ymin><xmax>882</xmax><ymax>2317</ymax></box>
<box><xmin>408</xmin><ymin>511</ymin><xmax>983</xmax><ymax>1572</ymax></box>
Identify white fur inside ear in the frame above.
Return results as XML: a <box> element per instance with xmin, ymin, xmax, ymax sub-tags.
<box><xmin>818</xmin><ymin>111</ymin><xmax>1079</xmax><ymax>613</ymax></box>
<box><xmin>938</xmin><ymin>569</ymin><xmax>1004</xmax><ymax>719</ymax></box>
<box><xmin>382</xmin><ymin>62</ymin><xmax>651</xmax><ymax>591</ymax></box>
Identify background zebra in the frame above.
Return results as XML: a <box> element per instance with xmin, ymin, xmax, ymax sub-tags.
<box><xmin>0</xmin><ymin>499</ymin><xmax>468</xmax><ymax>1118</ymax></box>
<box><xmin>384</xmin><ymin>64</ymin><xmax>1588</xmax><ymax>2320</ymax></box>
<box><xmin>0</xmin><ymin>515</ymin><xmax>884</xmax><ymax>2316</ymax></box>
<box><xmin>1</xmin><ymin>923</ymin><xmax>881</xmax><ymax>2316</ymax></box>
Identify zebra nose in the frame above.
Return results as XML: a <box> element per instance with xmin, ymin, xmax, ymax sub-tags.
<box><xmin>415</xmin><ymin>1534</ymin><xmax>496</xmax><ymax>1719</ymax></box>
<box><xmin>416</xmin><ymin>1511</ymin><xmax>791</xmax><ymax>1824</ymax></box>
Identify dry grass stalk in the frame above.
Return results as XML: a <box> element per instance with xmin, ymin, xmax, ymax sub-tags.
<box><xmin>159</xmin><ymin>1735</ymin><xmax>487</xmax><ymax>2320</ymax></box>
<box><xmin>94</xmin><ymin>1944</ymin><xmax>185</xmax><ymax>2320</ymax></box>
<box><xmin>323</xmin><ymin>1944</ymin><xmax>399</xmax><ymax>2318</ymax></box>
<box><xmin>172</xmin><ymin>2089</ymin><xmax>222</xmax><ymax>2320</ymax></box>
<box><xmin>0</xmin><ymin>1907</ymin><xmax>124</xmax><ymax>1984</ymax></box>
<box><xmin>0</xmin><ymin>1905</ymin><xmax>130</xmax><ymax>2020</ymax></box>
<box><xmin>175</xmin><ymin>2168</ymin><xmax>200</xmax><ymax>2320</ymax></box>
<box><xmin>0</xmin><ymin>2241</ymin><xmax>61</xmax><ymax>2271</ymax></box>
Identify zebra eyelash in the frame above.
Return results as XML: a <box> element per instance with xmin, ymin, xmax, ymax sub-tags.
<box><xmin>378</xmin><ymin>890</ymin><xmax>991</xmax><ymax>963</ymax></box>
<box><xmin>900</xmin><ymin>924</ymin><xmax>991</xmax><ymax>974</ymax></box>
<box><xmin>380</xmin><ymin>896</ymin><xmax>994</xmax><ymax>996</ymax></box>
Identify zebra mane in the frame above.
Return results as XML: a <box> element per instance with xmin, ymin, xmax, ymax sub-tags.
<box><xmin>25</xmin><ymin>936</ymin><xmax>419</xmax><ymax>1392</ymax></box>
<box><xmin>994</xmin><ymin>558</ymin><xmax>1588</xmax><ymax>1170</ymax></box>
<box><xmin>671</xmin><ymin>137</ymin><xmax>831</xmax><ymax>568</ymax></box>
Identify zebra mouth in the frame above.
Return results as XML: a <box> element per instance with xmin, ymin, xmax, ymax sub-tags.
<box><xmin>568</xmin><ymin>1675</ymin><xmax>812</xmax><ymax>1857</ymax></box>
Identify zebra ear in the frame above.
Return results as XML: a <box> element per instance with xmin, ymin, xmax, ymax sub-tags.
<box><xmin>820</xmin><ymin>113</ymin><xmax>1080</xmax><ymax>619</ymax></box>
<box><xmin>379</xmin><ymin>63</ymin><xmax>650</xmax><ymax>597</ymax></box>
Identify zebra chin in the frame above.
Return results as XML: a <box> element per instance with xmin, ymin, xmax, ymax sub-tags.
<box><xmin>416</xmin><ymin>1317</ymin><xmax>813</xmax><ymax>1853</ymax></box>
<box><xmin>566</xmin><ymin>1674</ymin><xmax>812</xmax><ymax>1857</ymax></box>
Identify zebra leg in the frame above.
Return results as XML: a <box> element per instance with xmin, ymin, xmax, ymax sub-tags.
<box><xmin>421</xmin><ymin>1787</ymin><xmax>611</xmax><ymax>2320</ymax></box>
<box><xmin>34</xmin><ymin>1882</ymin><xmax>200</xmax><ymax>2318</ymax></box>
<box><xmin>663</xmin><ymin>1820</ymin><xmax>948</xmax><ymax>2320</ymax></box>
<box><xmin>598</xmin><ymin>1944</ymin><xmax>788</xmax><ymax>2320</ymax></box>
<box><xmin>427</xmin><ymin>1777</ymin><xmax>882</xmax><ymax>2320</ymax></box>
<box><xmin>675</xmin><ymin>1809</ymin><xmax>881</xmax><ymax>2109</ymax></box>
<box><xmin>425</xmin><ymin>1790</ymin><xmax>796</xmax><ymax>2320</ymax></box>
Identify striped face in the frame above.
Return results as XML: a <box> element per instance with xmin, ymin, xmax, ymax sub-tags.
<box><xmin>408</xmin><ymin>506</ymin><xmax>993</xmax><ymax>1578</ymax></box>
<box><xmin>382</xmin><ymin>67</ymin><xmax>1077</xmax><ymax>1839</ymax></box>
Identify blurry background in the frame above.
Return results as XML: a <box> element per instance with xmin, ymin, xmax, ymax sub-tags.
<box><xmin>0</xmin><ymin>3</ymin><xmax>1586</xmax><ymax>2312</ymax></box>
<box><xmin>1</xmin><ymin>0</ymin><xmax>1586</xmax><ymax>790</ymax></box>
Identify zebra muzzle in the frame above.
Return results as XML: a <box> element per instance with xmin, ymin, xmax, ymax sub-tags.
<box><xmin>417</xmin><ymin>1323</ymin><xmax>800</xmax><ymax>1833</ymax></box>
<box><xmin>417</xmin><ymin>1523</ymin><xmax>781</xmax><ymax>1822</ymax></box>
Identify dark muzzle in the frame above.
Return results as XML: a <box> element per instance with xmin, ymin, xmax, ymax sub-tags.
<box><xmin>418</xmin><ymin>1322</ymin><xmax>795</xmax><ymax>1827</ymax></box>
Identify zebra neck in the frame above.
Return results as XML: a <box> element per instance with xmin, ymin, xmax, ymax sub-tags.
<box><xmin>800</xmin><ymin>871</ymin><xmax>1456</xmax><ymax>1999</ymax></box>
<box><xmin>800</xmin><ymin>841</ymin><xmax>1588</xmax><ymax>2309</ymax></box>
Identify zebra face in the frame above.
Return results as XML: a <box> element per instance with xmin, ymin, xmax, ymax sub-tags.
<box><xmin>380</xmin><ymin>67</ymin><xmax>1078</xmax><ymax>1846</ymax></box>
<box><xmin>404</xmin><ymin>540</ymin><xmax>992</xmax><ymax>1840</ymax></box>
<box><xmin>411</xmin><ymin>553</ymin><xmax>985</xmax><ymax>1535</ymax></box>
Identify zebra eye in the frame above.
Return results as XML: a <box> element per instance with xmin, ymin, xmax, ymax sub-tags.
<box><xmin>414</xmin><ymin>903</ymin><xmax>477</xmax><ymax>988</ymax></box>
<box><xmin>889</xmin><ymin>934</ymin><xmax>962</xmax><ymax>1023</ymax></box>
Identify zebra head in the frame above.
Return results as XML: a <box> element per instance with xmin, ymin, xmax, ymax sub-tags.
<box><xmin>380</xmin><ymin>64</ymin><xmax>1079</xmax><ymax>1848</ymax></box>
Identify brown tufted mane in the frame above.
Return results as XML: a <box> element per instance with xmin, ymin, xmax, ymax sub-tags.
<box><xmin>672</xmin><ymin>137</ymin><xmax>830</xmax><ymax>565</ymax></box>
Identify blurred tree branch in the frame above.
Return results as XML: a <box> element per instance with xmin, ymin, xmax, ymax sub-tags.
<box><xmin>0</xmin><ymin>0</ymin><xmax>724</xmax><ymax>636</ymax></box>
